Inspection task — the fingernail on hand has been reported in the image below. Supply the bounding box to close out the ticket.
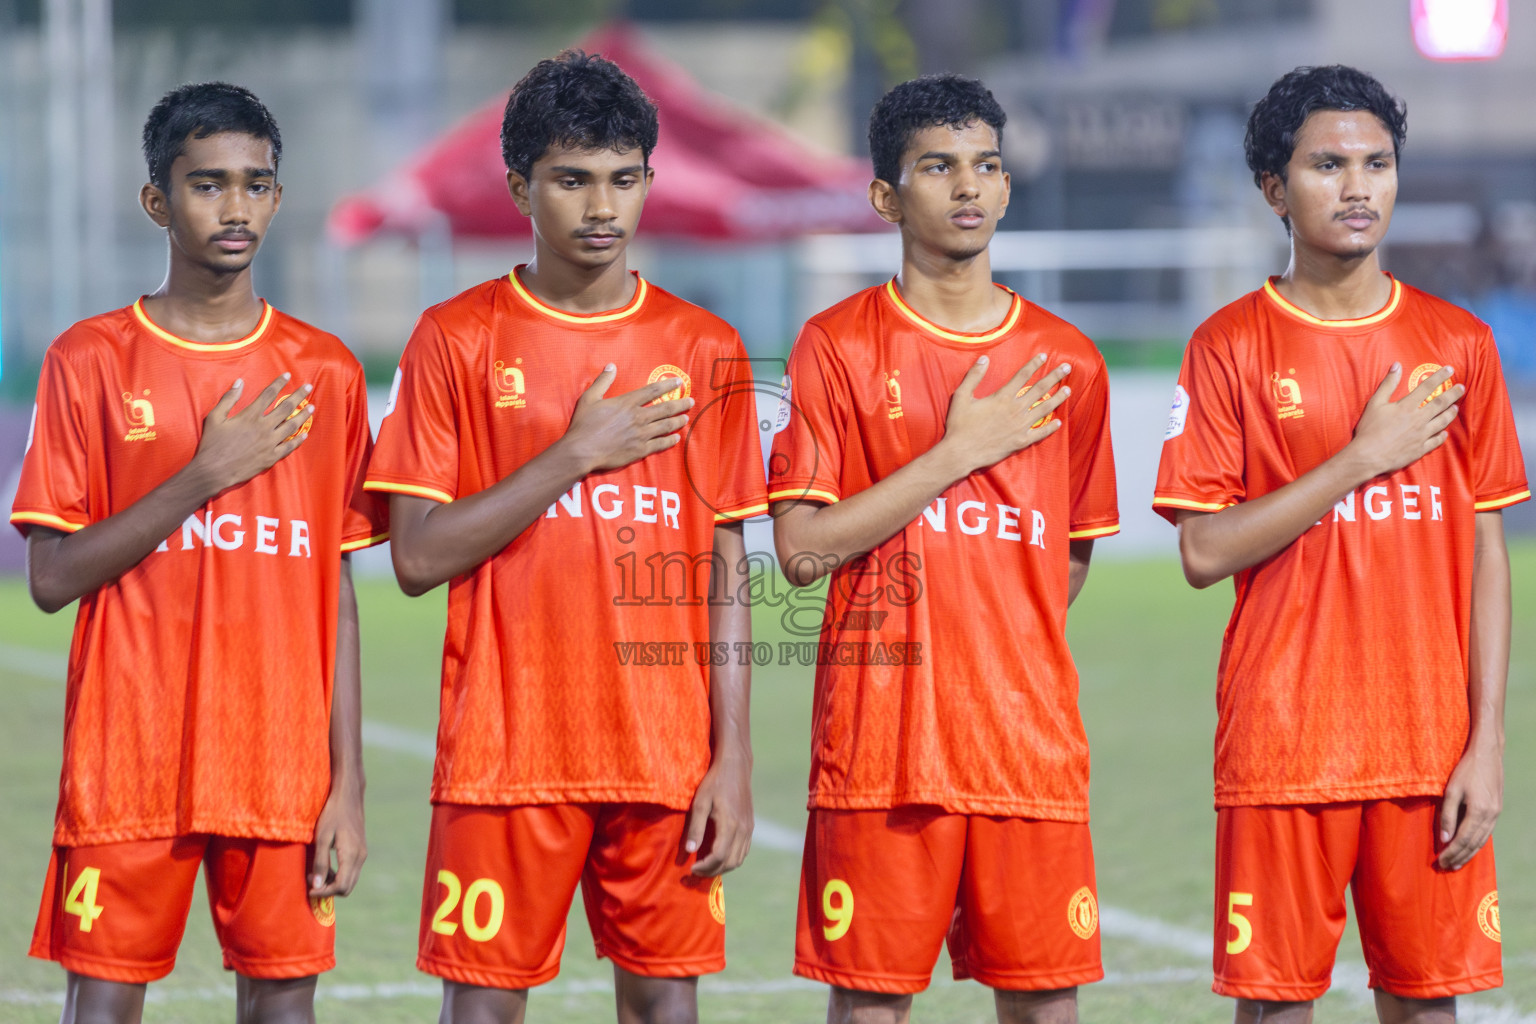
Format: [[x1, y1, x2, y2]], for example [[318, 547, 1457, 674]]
[[233, 379, 244, 389], [685, 841, 698, 853], [977, 356, 989, 365], [1441, 830, 1451, 843]]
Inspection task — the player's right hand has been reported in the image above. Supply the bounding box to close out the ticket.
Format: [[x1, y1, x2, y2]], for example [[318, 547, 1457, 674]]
[[941, 353, 1070, 476], [193, 374, 315, 495], [1346, 363, 1464, 481], [562, 364, 694, 473]]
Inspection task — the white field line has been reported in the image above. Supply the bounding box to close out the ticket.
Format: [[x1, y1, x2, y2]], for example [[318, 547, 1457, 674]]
[[4, 647, 1531, 1018]]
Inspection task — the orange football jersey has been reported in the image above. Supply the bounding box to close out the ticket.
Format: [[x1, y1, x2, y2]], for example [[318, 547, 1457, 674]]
[[365, 269, 766, 810], [11, 300, 388, 846], [1154, 277, 1528, 807], [768, 280, 1119, 821]]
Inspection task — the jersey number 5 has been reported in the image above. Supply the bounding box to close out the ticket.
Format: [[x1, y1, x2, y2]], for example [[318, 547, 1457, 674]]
[[64, 865, 105, 932], [1225, 892, 1254, 955]]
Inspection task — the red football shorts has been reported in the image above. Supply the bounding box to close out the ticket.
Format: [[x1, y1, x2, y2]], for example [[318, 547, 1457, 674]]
[[794, 807, 1103, 994], [30, 835, 335, 983], [1214, 798, 1502, 1001], [417, 803, 726, 989]]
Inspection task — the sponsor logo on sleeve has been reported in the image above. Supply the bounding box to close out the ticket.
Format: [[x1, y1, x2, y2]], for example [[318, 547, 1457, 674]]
[[384, 366, 402, 416], [773, 375, 792, 434], [1164, 384, 1189, 440]]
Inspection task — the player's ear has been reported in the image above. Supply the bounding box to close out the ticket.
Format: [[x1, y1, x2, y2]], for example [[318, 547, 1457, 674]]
[[506, 169, 532, 216], [642, 165, 655, 195], [140, 182, 171, 228], [1260, 170, 1288, 222], [869, 178, 902, 225], [271, 180, 283, 216], [998, 169, 1011, 218]]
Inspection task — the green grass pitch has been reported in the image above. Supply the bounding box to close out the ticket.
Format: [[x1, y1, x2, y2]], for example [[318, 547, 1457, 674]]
[[2, 548, 1534, 1022]]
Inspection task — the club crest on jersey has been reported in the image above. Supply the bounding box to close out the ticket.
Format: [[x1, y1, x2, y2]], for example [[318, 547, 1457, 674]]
[[493, 359, 527, 409], [1271, 369, 1304, 421], [1478, 890, 1500, 942], [884, 370, 903, 420], [1409, 362, 1452, 404], [283, 393, 315, 441], [122, 390, 157, 442], [1067, 886, 1098, 939], [310, 895, 336, 928], [708, 876, 726, 924], [647, 364, 692, 403]]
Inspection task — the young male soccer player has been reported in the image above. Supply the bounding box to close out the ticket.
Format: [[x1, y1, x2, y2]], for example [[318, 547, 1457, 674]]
[[770, 74, 1119, 1024], [365, 51, 765, 1024], [1154, 65, 1523, 1022], [14, 83, 386, 1022]]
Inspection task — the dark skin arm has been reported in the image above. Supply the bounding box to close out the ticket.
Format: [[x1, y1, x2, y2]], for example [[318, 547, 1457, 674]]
[[25, 375, 314, 612], [1174, 363, 1462, 588], [773, 354, 1070, 585], [1067, 539, 1093, 606], [1438, 510, 1509, 870], [387, 366, 691, 595], [687, 523, 754, 876], [311, 554, 366, 896]]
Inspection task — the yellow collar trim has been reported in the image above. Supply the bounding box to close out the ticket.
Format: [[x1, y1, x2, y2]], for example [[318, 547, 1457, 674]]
[[133, 299, 273, 352], [508, 268, 648, 324], [1262, 277, 1402, 329], [884, 279, 1022, 344]]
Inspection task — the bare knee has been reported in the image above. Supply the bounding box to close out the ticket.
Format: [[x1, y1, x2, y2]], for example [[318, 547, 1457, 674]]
[[62, 974, 147, 1024], [438, 980, 528, 1024], [1374, 991, 1456, 1024], [828, 987, 913, 1024], [1234, 998, 1314, 1024], [235, 974, 318, 1024], [613, 968, 698, 1024], [995, 986, 1078, 1024]]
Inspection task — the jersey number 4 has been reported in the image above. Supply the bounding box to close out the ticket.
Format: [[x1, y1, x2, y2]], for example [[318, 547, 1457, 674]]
[[64, 866, 105, 932]]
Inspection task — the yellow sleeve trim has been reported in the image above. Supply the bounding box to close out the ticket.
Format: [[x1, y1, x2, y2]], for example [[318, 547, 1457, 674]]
[[340, 532, 390, 552], [1474, 489, 1531, 511], [1068, 523, 1121, 540], [767, 487, 840, 504], [10, 511, 86, 533], [363, 480, 454, 504], [713, 502, 770, 522], [1152, 495, 1235, 512]]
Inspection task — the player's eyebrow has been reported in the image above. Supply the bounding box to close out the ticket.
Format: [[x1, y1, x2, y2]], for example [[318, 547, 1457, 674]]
[[1305, 148, 1392, 163], [183, 167, 274, 179]]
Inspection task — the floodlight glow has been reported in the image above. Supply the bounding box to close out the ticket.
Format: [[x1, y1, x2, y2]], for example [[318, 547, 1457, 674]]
[[1412, 0, 1508, 60]]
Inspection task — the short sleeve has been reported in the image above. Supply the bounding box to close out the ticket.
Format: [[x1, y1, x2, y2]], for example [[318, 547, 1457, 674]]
[[692, 335, 768, 522], [1465, 328, 1529, 511], [365, 313, 460, 505], [339, 363, 390, 551], [11, 347, 93, 536], [1153, 332, 1247, 525], [768, 323, 847, 507], [1066, 358, 1119, 539]]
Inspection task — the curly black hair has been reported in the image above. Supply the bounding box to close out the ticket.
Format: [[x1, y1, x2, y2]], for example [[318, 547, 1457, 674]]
[[868, 74, 1006, 186], [501, 50, 659, 179], [1244, 65, 1407, 189], [141, 82, 281, 192]]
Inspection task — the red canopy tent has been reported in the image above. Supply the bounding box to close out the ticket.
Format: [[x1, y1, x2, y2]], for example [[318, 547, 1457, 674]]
[[327, 23, 886, 245]]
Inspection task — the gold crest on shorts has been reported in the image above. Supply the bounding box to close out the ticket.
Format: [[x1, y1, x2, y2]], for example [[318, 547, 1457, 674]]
[[1478, 890, 1500, 943], [1067, 886, 1098, 940], [647, 364, 692, 404], [310, 895, 336, 928], [708, 876, 726, 925]]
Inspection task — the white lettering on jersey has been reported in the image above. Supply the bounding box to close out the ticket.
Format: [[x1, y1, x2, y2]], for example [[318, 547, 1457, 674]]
[[918, 497, 1049, 547], [773, 375, 792, 434], [1322, 483, 1446, 526], [544, 482, 684, 530], [154, 513, 313, 557], [1164, 384, 1190, 440]]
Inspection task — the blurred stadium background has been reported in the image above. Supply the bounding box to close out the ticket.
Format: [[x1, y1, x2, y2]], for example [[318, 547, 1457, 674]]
[[3, 1, 1536, 1021]]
